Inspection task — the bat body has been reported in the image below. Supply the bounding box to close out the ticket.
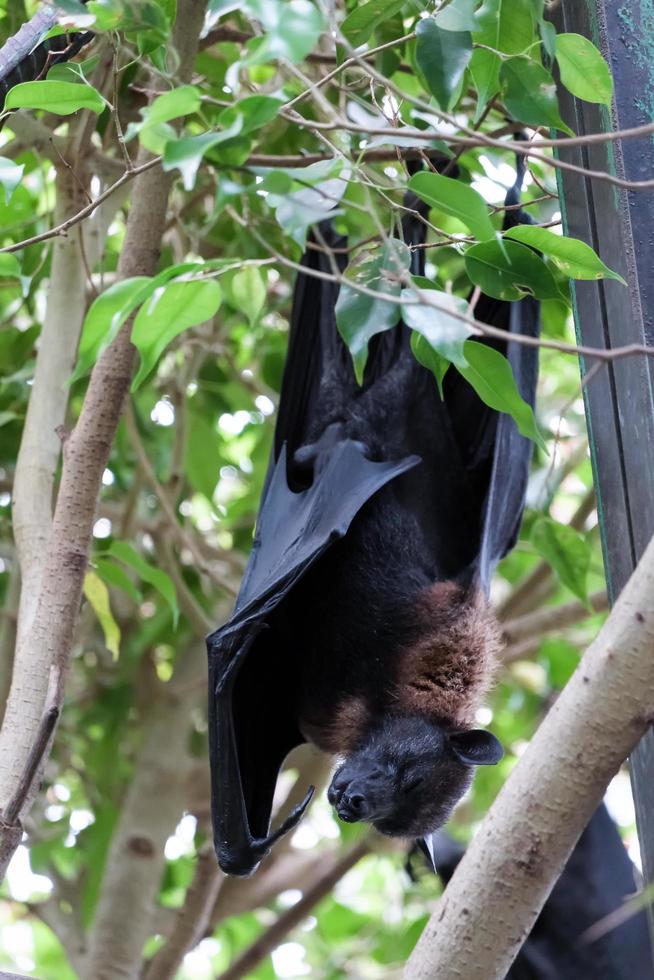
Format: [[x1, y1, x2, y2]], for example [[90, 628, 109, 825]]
[[208, 177, 540, 876]]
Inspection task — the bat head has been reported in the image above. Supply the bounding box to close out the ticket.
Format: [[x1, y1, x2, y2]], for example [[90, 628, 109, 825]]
[[327, 715, 502, 837]]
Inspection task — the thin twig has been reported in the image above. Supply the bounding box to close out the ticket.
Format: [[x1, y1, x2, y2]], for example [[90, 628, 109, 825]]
[[125, 402, 237, 597], [225, 208, 654, 369], [216, 839, 371, 980], [0, 156, 160, 254]]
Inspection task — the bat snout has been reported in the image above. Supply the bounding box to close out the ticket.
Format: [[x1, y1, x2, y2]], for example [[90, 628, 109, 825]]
[[336, 788, 371, 823]]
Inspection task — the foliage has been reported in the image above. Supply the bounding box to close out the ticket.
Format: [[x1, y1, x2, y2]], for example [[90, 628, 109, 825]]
[[0, 0, 632, 978]]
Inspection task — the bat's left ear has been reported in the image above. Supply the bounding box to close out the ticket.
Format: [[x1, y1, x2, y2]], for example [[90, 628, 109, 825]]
[[448, 729, 504, 766]]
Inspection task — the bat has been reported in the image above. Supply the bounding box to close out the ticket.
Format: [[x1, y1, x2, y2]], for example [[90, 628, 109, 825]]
[[207, 161, 540, 877]]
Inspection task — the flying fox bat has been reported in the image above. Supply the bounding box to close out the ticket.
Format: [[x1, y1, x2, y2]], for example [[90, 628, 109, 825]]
[[207, 165, 540, 876]]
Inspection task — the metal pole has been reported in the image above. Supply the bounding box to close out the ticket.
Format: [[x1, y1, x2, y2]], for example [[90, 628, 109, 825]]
[[553, 0, 654, 951]]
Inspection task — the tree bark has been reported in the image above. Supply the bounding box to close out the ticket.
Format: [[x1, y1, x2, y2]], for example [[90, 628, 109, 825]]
[[83, 650, 206, 980], [404, 530, 654, 980], [0, 0, 208, 880]]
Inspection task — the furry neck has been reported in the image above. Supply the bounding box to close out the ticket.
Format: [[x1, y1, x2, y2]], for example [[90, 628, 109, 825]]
[[393, 581, 500, 729]]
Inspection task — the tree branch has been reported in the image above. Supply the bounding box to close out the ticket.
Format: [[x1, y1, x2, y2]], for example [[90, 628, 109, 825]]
[[502, 590, 608, 651], [83, 648, 207, 980], [498, 488, 596, 621], [0, 0, 209, 882], [404, 531, 654, 980], [142, 844, 224, 980]]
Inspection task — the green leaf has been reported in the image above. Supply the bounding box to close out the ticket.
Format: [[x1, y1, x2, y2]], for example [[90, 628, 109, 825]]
[[436, 0, 478, 31], [469, 48, 501, 122], [531, 516, 591, 602], [415, 19, 472, 111], [505, 225, 626, 284], [501, 58, 573, 135], [408, 171, 496, 242], [94, 558, 142, 603], [465, 239, 561, 300], [456, 340, 546, 449], [495, 0, 534, 54], [244, 0, 323, 63], [72, 277, 153, 383], [219, 94, 283, 134], [335, 240, 409, 383], [108, 541, 178, 626], [539, 18, 557, 59], [131, 279, 223, 389], [0, 156, 24, 203], [125, 84, 201, 146], [224, 266, 266, 325], [555, 33, 613, 105], [162, 117, 244, 190], [83, 572, 121, 659], [342, 0, 405, 48], [410, 331, 450, 396], [4, 79, 105, 115], [0, 252, 21, 278], [142, 84, 201, 126], [267, 168, 347, 248], [401, 287, 472, 367], [184, 411, 221, 498]]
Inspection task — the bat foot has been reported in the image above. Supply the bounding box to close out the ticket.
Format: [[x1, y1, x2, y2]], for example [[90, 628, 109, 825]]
[[293, 424, 370, 476], [216, 786, 315, 877]]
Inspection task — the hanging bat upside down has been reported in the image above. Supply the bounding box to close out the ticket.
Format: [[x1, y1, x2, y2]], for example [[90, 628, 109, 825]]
[[207, 169, 540, 876]]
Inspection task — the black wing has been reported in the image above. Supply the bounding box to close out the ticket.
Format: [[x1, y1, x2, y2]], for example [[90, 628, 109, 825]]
[[207, 169, 540, 876]]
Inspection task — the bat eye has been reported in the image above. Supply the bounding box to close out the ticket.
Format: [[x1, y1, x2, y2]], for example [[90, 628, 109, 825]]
[[404, 776, 424, 794]]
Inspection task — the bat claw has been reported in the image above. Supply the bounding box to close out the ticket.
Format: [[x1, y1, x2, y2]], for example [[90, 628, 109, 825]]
[[266, 785, 315, 847]]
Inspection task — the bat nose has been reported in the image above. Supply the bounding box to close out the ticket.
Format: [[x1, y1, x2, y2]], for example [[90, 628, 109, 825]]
[[337, 790, 370, 822]]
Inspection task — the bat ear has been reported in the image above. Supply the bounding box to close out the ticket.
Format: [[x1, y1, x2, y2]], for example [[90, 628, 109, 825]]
[[448, 730, 503, 766]]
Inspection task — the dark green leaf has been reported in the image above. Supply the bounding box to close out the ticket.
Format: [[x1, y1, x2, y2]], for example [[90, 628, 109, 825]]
[[531, 517, 591, 602], [410, 332, 449, 396], [501, 57, 573, 135], [415, 19, 472, 111], [505, 225, 626, 284], [456, 340, 546, 448], [469, 48, 501, 122], [465, 239, 561, 300], [408, 171, 496, 242]]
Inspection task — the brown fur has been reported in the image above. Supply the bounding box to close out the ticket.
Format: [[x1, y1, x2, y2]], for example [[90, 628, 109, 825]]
[[301, 696, 370, 755], [394, 581, 501, 729]]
